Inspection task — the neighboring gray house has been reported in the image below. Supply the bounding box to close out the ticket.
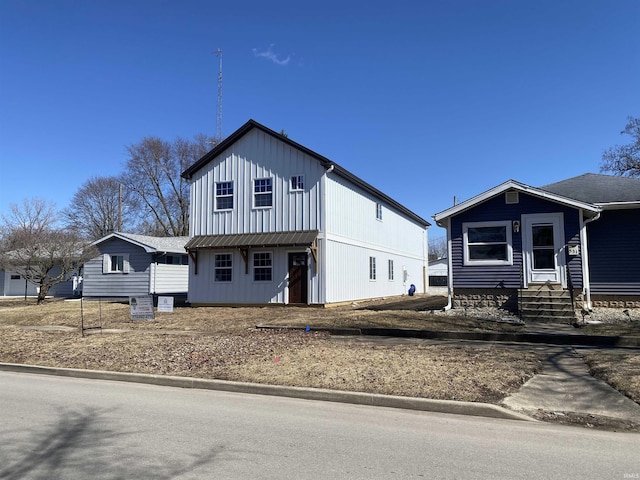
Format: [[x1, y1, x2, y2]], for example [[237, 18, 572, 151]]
[[433, 173, 640, 321], [1, 268, 79, 297], [82, 233, 189, 298], [181, 119, 431, 305]]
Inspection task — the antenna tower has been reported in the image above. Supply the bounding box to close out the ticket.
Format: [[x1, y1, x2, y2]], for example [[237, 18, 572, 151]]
[[215, 48, 223, 141]]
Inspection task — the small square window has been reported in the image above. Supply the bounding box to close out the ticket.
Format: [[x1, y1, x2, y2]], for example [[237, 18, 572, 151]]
[[290, 175, 304, 191], [254, 178, 273, 208], [111, 255, 125, 272]]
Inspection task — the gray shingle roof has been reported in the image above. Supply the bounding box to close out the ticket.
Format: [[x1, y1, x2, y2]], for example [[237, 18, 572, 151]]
[[95, 233, 189, 254], [540, 173, 640, 204]]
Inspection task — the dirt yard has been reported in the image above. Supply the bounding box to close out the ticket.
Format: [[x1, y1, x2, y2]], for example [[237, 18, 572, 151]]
[[1, 296, 638, 431]]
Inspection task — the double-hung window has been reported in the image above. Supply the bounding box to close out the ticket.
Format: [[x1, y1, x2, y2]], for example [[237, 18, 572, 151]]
[[254, 178, 273, 207], [463, 221, 513, 265], [215, 181, 234, 210], [376, 203, 383, 220], [253, 252, 272, 281], [214, 253, 233, 282]]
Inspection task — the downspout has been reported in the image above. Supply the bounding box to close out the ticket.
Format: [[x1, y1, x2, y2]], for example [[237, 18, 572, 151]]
[[435, 217, 453, 311], [581, 209, 601, 311]]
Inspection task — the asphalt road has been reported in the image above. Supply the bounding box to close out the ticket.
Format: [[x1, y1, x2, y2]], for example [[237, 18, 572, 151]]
[[0, 372, 638, 479]]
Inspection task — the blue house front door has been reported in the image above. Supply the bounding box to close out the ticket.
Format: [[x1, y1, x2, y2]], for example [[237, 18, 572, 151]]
[[522, 213, 566, 287]]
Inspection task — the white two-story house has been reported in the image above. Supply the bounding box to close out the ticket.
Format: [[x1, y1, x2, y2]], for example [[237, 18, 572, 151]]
[[181, 119, 431, 305]]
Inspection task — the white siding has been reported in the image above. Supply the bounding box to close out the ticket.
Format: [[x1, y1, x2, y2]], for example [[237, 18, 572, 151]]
[[150, 264, 189, 294], [323, 174, 427, 302], [189, 129, 325, 236], [188, 248, 320, 304]]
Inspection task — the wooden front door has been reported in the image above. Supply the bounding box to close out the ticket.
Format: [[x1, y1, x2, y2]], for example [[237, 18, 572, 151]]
[[288, 252, 308, 304]]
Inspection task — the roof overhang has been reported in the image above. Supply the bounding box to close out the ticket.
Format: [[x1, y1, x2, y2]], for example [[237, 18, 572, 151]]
[[185, 230, 319, 251], [432, 180, 602, 226], [595, 201, 640, 210], [91, 233, 156, 253]]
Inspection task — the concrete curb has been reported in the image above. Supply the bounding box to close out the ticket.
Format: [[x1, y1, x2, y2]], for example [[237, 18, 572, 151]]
[[256, 325, 640, 347], [0, 362, 533, 422]]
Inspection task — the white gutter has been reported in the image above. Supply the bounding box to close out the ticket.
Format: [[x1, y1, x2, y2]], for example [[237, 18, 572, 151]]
[[580, 209, 601, 310]]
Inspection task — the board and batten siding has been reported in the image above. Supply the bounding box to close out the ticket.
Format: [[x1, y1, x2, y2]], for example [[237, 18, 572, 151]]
[[83, 239, 151, 297], [323, 174, 427, 302], [588, 208, 640, 294], [189, 129, 325, 236], [451, 192, 583, 289], [187, 247, 321, 304]]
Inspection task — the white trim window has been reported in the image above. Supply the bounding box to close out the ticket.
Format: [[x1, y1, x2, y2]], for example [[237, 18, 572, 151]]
[[290, 175, 304, 191], [369, 256, 377, 280], [463, 221, 513, 265], [103, 253, 130, 273], [253, 252, 272, 281], [254, 178, 273, 208], [376, 203, 383, 220], [388, 259, 394, 281], [214, 253, 232, 282], [215, 181, 234, 210]]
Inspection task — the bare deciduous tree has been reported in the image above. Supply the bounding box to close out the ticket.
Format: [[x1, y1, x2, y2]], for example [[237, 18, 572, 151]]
[[0, 198, 95, 304], [428, 236, 447, 261], [122, 134, 214, 236], [601, 116, 640, 177], [63, 176, 134, 240]]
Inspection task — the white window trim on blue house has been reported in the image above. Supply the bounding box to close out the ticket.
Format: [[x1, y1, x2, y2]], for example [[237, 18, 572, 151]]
[[462, 221, 513, 266]]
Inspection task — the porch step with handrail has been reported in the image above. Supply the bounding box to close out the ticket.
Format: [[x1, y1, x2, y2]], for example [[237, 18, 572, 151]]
[[518, 283, 576, 323]]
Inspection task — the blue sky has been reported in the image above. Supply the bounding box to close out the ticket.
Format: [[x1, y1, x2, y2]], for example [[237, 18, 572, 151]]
[[1, 0, 638, 240]]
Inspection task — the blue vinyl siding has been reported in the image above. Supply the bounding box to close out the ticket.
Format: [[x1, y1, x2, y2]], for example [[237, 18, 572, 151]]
[[588, 208, 640, 294], [451, 192, 583, 289]]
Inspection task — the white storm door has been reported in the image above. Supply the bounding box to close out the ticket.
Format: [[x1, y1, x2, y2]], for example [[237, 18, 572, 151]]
[[522, 213, 565, 286]]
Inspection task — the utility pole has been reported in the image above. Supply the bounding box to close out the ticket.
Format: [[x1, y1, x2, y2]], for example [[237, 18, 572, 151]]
[[215, 48, 223, 141]]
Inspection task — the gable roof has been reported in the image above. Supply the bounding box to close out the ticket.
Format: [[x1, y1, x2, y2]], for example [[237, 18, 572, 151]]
[[540, 173, 640, 207], [181, 119, 430, 227], [433, 179, 601, 225], [92, 233, 189, 254]]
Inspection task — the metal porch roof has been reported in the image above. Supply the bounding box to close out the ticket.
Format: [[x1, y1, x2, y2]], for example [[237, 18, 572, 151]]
[[185, 230, 319, 250]]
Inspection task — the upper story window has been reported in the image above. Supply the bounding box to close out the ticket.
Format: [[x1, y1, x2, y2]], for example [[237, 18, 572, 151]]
[[254, 178, 273, 208], [214, 253, 233, 282], [290, 175, 304, 191], [376, 203, 383, 220], [215, 181, 234, 210], [463, 221, 513, 266]]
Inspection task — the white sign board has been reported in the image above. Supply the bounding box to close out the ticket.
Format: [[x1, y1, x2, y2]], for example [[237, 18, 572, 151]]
[[157, 296, 174, 313], [129, 296, 155, 320]]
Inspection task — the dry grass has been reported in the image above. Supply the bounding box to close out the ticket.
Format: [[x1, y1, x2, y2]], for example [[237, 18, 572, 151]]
[[0, 296, 527, 334], [0, 296, 546, 403], [582, 351, 640, 404], [0, 327, 540, 403]]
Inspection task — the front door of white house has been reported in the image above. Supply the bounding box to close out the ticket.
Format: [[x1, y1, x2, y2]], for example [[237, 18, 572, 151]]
[[522, 213, 566, 287]]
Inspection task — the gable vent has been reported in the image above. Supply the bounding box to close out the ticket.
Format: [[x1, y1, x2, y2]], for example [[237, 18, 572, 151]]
[[505, 191, 519, 204]]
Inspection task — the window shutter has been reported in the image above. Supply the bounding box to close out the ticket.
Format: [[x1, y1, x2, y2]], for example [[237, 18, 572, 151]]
[[123, 254, 130, 274], [102, 254, 109, 274]]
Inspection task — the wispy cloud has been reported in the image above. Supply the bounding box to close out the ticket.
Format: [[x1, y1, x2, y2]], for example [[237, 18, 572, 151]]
[[252, 44, 291, 66]]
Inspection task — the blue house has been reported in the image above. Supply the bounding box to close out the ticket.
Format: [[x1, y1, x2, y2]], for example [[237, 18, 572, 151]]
[[433, 174, 640, 321]]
